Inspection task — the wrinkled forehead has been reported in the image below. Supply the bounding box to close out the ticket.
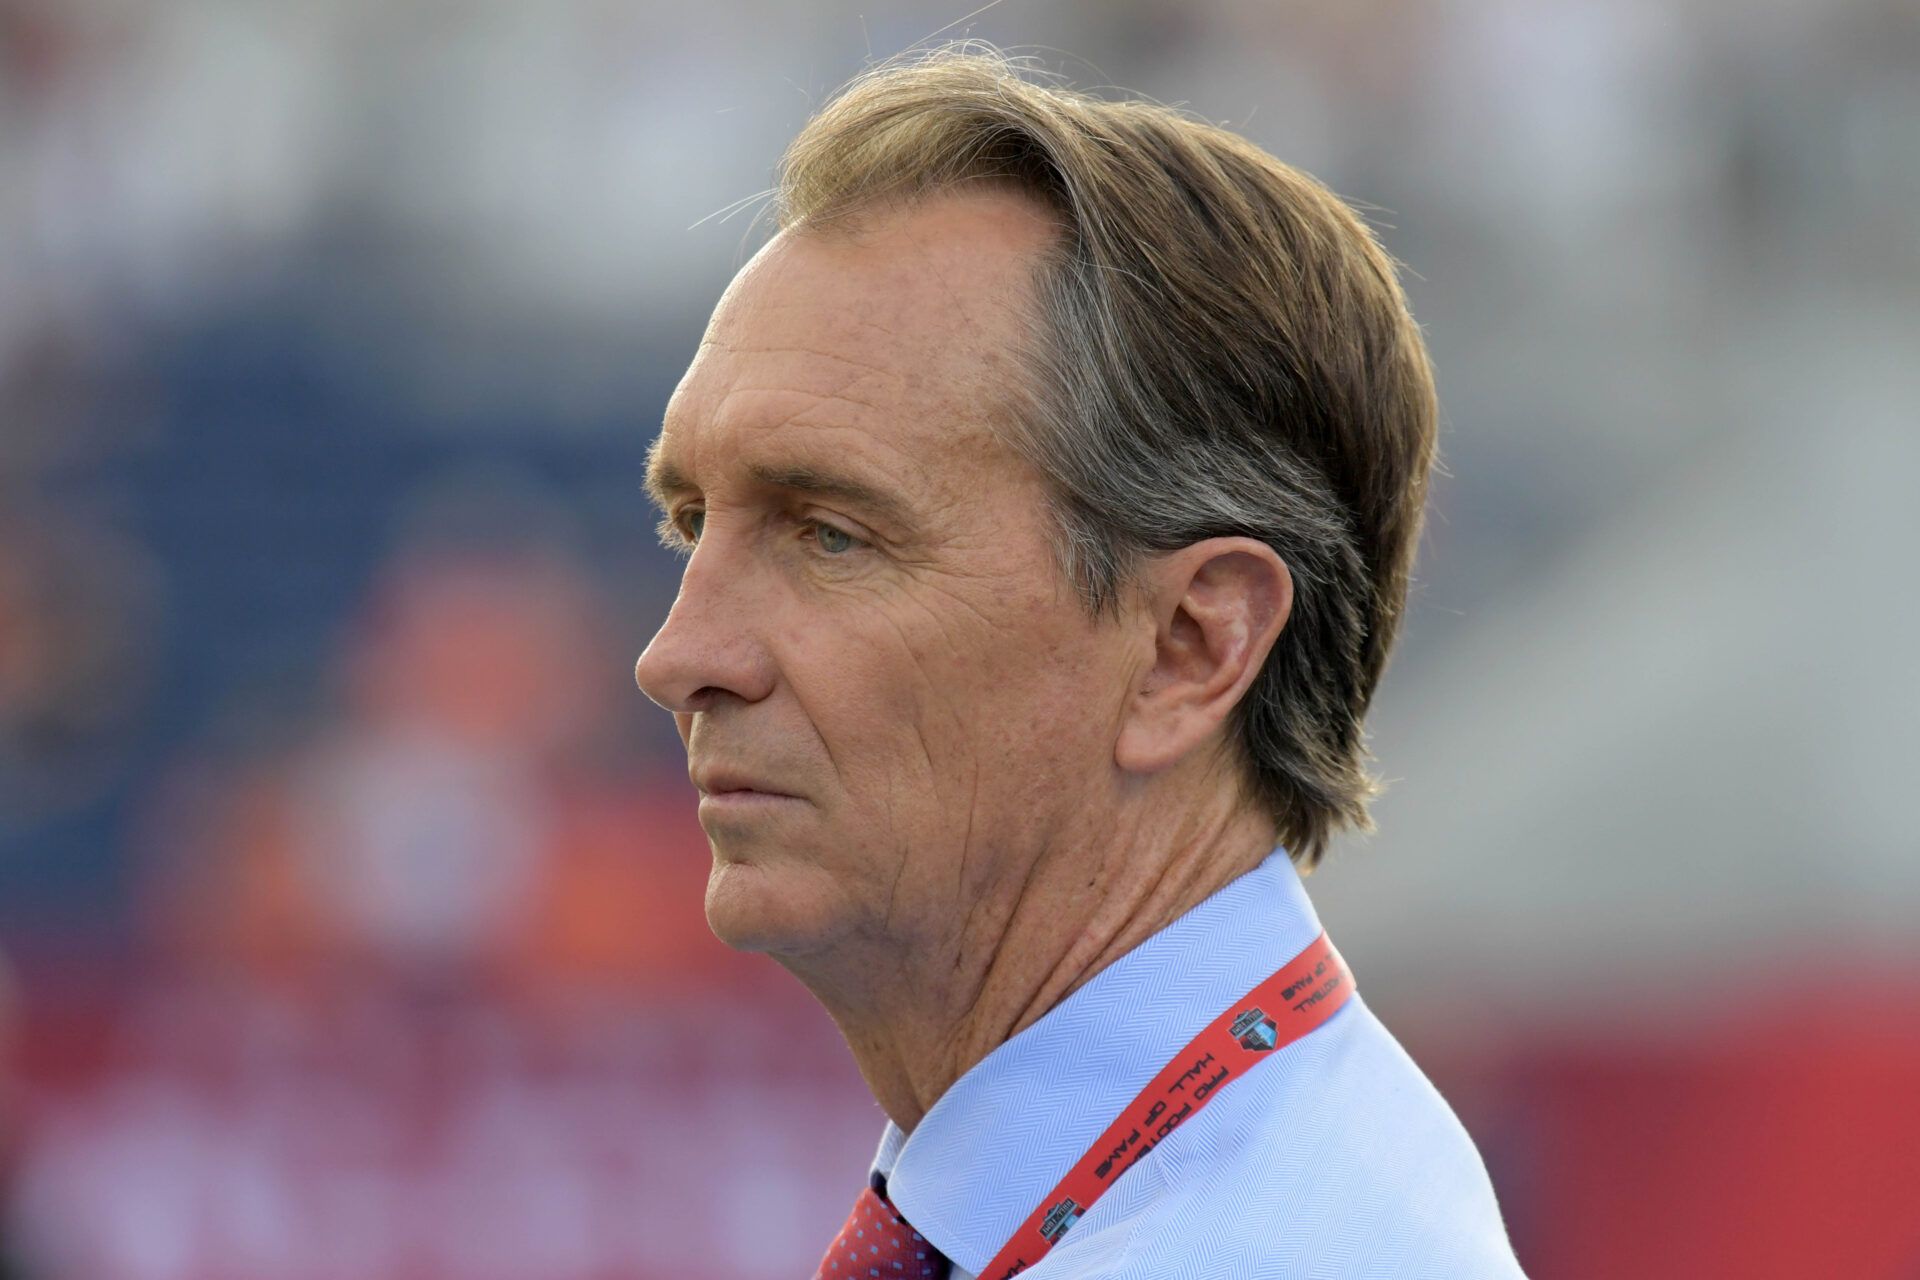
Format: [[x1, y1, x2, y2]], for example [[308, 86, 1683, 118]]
[[669, 191, 1057, 451]]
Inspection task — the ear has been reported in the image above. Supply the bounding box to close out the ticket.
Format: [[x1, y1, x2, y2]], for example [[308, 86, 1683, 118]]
[[1115, 538, 1293, 776]]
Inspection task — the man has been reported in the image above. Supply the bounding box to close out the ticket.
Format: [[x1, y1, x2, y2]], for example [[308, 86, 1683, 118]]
[[635, 50, 1526, 1279]]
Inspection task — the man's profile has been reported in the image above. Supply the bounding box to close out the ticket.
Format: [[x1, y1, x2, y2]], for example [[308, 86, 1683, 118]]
[[635, 49, 1526, 1279]]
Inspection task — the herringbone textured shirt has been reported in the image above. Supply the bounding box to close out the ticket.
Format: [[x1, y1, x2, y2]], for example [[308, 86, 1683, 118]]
[[866, 851, 1529, 1279]]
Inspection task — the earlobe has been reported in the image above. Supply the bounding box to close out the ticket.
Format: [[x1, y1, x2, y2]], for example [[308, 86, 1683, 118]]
[[1114, 539, 1292, 777]]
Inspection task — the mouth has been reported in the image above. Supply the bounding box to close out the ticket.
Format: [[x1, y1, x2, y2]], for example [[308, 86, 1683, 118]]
[[692, 769, 806, 808], [695, 788, 809, 825], [695, 775, 791, 794]]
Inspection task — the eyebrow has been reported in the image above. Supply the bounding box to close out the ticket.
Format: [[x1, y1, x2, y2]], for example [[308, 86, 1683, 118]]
[[645, 448, 920, 535]]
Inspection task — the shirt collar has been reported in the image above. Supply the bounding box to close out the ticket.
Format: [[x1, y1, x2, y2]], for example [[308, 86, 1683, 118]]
[[869, 847, 1325, 1276]]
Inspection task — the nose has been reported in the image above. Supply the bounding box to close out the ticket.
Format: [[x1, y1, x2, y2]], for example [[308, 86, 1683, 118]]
[[634, 540, 776, 714]]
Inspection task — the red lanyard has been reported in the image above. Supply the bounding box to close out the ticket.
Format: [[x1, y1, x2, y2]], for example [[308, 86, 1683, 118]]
[[977, 931, 1354, 1279]]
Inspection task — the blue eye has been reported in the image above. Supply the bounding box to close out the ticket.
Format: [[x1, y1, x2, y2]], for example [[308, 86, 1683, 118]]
[[814, 522, 856, 554], [684, 510, 705, 542]]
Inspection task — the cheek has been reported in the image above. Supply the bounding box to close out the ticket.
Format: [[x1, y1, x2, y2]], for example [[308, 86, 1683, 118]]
[[775, 566, 1124, 831], [775, 601, 986, 816], [983, 631, 1126, 779], [883, 595, 1121, 799], [777, 618, 932, 787]]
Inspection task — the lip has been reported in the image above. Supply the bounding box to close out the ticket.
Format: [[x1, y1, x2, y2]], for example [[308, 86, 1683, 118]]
[[692, 768, 805, 804], [696, 788, 809, 824], [698, 788, 806, 811]]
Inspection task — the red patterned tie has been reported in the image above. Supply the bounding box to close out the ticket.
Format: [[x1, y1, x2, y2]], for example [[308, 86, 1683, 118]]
[[812, 1184, 951, 1280]]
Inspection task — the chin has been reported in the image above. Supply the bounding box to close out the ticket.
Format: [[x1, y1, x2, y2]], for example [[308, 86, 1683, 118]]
[[702, 854, 851, 956]]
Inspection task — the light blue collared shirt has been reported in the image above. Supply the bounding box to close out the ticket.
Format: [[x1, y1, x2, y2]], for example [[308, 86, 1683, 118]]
[[870, 850, 1528, 1278]]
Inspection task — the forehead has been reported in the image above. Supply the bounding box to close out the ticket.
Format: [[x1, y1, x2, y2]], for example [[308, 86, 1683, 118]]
[[656, 189, 1058, 491]]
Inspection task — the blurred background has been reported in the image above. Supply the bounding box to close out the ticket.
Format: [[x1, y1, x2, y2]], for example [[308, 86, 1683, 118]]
[[1, 0, 1917, 1276]]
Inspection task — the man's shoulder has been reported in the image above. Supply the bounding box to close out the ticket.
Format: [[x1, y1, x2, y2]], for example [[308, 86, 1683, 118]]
[[1033, 997, 1528, 1279]]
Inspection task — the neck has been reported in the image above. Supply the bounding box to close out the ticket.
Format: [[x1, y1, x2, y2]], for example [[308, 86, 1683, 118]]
[[788, 787, 1277, 1134]]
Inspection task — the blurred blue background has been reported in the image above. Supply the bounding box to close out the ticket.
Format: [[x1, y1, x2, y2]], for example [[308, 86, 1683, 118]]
[[2, 2, 1917, 1277]]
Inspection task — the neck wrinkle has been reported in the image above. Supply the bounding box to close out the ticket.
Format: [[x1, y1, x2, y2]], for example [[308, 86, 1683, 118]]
[[856, 799, 1273, 1134], [960, 821, 1274, 1128]]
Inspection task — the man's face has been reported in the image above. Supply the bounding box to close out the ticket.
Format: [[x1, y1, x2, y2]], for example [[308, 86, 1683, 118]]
[[635, 191, 1144, 968]]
